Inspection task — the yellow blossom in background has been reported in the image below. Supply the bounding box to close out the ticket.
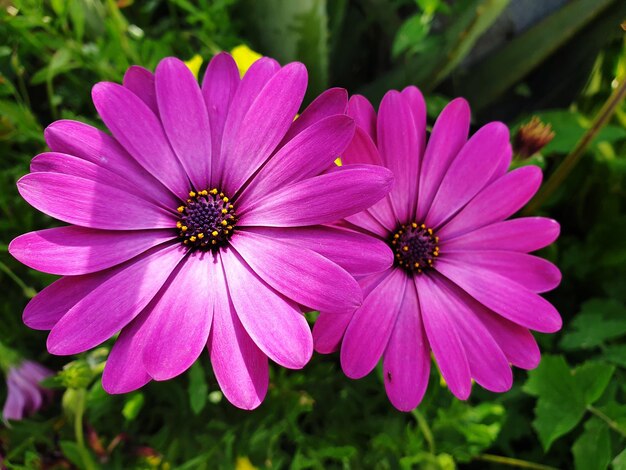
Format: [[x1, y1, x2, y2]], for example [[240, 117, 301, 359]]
[[184, 54, 203, 79], [235, 456, 257, 470], [231, 44, 262, 78]]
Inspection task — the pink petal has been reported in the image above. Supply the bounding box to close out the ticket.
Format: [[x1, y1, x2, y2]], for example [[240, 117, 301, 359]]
[[444, 251, 561, 293], [344, 210, 390, 238], [123, 66, 158, 114], [238, 165, 393, 227], [155, 57, 212, 190], [340, 269, 407, 379], [347, 94, 377, 143], [17, 172, 175, 230], [438, 166, 543, 239], [415, 274, 472, 400], [383, 279, 430, 411], [220, 63, 308, 195], [416, 98, 470, 221], [220, 249, 313, 369], [401, 86, 427, 154], [209, 259, 268, 410], [231, 230, 362, 313], [238, 115, 355, 209], [425, 122, 511, 228], [10, 227, 174, 276], [341, 126, 383, 166], [47, 244, 185, 355], [312, 310, 354, 354], [141, 251, 215, 381], [441, 217, 560, 253], [92, 82, 189, 198], [436, 259, 562, 333]]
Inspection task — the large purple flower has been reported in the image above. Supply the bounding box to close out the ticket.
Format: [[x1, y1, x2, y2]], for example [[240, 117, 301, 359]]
[[314, 89, 562, 411], [3, 360, 52, 422], [9, 54, 393, 409]]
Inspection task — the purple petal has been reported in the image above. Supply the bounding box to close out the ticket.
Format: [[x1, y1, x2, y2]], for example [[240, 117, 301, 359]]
[[102, 309, 153, 394], [209, 259, 268, 410], [312, 310, 354, 354], [401, 86, 427, 153], [436, 259, 562, 333], [238, 165, 393, 227], [44, 120, 177, 206], [220, 249, 313, 369], [377, 90, 422, 221], [347, 95, 377, 143], [243, 225, 393, 276], [92, 81, 189, 198], [123, 66, 158, 114], [416, 98, 470, 221], [441, 217, 560, 253], [444, 251, 561, 293], [220, 63, 308, 195], [415, 274, 472, 400], [142, 251, 215, 381], [201, 52, 240, 177], [281, 87, 349, 145], [438, 166, 543, 239], [3, 374, 28, 420], [340, 269, 407, 379], [47, 244, 184, 355], [17, 172, 175, 230], [238, 115, 355, 209], [383, 279, 430, 411], [10, 227, 174, 276], [425, 122, 511, 228], [344, 210, 390, 238], [156, 57, 212, 190], [231, 230, 362, 313], [341, 126, 383, 166]]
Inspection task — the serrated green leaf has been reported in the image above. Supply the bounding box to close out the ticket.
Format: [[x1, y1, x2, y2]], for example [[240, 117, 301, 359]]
[[574, 362, 615, 404], [188, 362, 208, 415], [573, 418, 611, 470], [560, 299, 626, 350]]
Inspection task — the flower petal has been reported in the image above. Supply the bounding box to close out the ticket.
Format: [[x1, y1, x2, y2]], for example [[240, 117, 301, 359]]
[[438, 166, 542, 239], [243, 225, 393, 276], [415, 274, 472, 400], [220, 248, 313, 369], [156, 57, 212, 190], [416, 98, 470, 221], [444, 251, 561, 293], [238, 165, 393, 227], [436, 259, 562, 333], [220, 63, 308, 195], [347, 94, 377, 142], [425, 122, 511, 228], [123, 65, 158, 114], [47, 244, 184, 355], [92, 81, 189, 198], [383, 279, 430, 411], [401, 86, 427, 151], [441, 217, 560, 253], [231, 230, 362, 313], [237, 115, 355, 209], [344, 210, 390, 238], [341, 126, 382, 166], [142, 251, 215, 380], [312, 311, 354, 354], [17, 172, 175, 230], [209, 258, 268, 410], [10, 227, 174, 276], [340, 269, 406, 379]]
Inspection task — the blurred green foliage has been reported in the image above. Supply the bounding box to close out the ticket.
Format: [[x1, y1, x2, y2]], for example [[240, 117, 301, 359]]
[[1, 0, 626, 468]]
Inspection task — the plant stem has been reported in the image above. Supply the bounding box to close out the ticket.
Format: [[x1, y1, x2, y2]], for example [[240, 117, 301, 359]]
[[74, 388, 97, 470], [476, 454, 560, 470], [412, 409, 435, 454], [524, 74, 626, 214], [0, 261, 36, 298], [588, 405, 626, 438]]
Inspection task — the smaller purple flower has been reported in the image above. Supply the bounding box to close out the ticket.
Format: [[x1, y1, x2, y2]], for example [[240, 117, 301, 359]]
[[3, 360, 53, 422]]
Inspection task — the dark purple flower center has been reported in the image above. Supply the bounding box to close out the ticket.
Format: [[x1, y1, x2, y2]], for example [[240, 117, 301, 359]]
[[176, 189, 236, 250], [391, 222, 439, 274]]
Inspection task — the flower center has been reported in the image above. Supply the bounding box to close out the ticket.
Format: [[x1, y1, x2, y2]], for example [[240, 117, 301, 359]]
[[176, 189, 236, 250], [391, 222, 439, 274]]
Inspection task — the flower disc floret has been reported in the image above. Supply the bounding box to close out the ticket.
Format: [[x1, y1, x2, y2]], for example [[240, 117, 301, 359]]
[[391, 222, 439, 273], [176, 189, 236, 249]]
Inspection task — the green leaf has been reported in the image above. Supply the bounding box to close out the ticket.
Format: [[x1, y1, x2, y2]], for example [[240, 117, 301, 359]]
[[602, 345, 626, 369], [572, 418, 611, 470], [188, 362, 208, 415], [524, 355, 615, 450], [613, 447, 626, 470], [560, 299, 626, 350], [59, 441, 84, 468], [122, 392, 144, 421]]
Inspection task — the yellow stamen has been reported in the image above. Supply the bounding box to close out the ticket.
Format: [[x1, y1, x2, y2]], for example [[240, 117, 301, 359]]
[[189, 191, 196, 197], [181, 226, 188, 232], [212, 231, 219, 237], [223, 197, 229, 203], [177, 206, 184, 213], [197, 233, 204, 239], [190, 236, 197, 242]]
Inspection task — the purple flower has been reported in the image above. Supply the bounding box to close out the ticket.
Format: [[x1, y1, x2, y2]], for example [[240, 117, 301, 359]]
[[10, 54, 393, 410], [313, 89, 562, 411], [3, 360, 52, 421]]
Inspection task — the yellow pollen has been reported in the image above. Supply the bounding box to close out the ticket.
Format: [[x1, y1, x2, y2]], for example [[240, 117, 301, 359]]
[[177, 206, 184, 213], [221, 220, 228, 226], [226, 225, 233, 230], [219, 192, 224, 197], [414, 262, 420, 268], [421, 224, 426, 229], [212, 240, 217, 245], [201, 190, 208, 196], [411, 223, 417, 228], [181, 226, 188, 232], [393, 234, 400, 239], [187, 199, 192, 203], [212, 231, 219, 237], [229, 204, 234, 209], [189, 191, 196, 197], [428, 228, 433, 235], [176, 221, 182, 228], [190, 236, 197, 242], [222, 209, 228, 214], [197, 233, 204, 239], [184, 240, 189, 244], [210, 189, 218, 195], [402, 246, 409, 252], [222, 197, 229, 203]]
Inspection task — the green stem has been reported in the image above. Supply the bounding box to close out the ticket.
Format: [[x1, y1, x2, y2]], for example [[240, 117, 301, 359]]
[[412, 409, 435, 454], [74, 388, 98, 470], [475, 454, 560, 470], [0, 260, 36, 298], [588, 405, 626, 438], [524, 74, 626, 214]]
